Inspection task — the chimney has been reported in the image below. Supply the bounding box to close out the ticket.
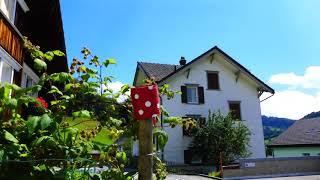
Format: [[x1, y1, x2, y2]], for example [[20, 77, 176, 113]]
[[179, 56, 186, 66]]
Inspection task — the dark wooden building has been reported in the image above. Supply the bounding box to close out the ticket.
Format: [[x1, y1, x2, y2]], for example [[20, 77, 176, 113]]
[[0, 0, 67, 87]]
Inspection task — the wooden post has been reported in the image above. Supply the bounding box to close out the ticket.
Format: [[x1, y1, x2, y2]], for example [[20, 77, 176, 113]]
[[138, 119, 153, 180]]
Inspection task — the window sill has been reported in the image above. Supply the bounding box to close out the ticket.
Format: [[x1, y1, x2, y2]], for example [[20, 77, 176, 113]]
[[206, 88, 221, 91], [184, 102, 204, 105]]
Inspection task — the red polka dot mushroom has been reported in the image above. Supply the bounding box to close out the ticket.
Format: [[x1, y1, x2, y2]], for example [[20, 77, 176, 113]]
[[131, 84, 161, 124]]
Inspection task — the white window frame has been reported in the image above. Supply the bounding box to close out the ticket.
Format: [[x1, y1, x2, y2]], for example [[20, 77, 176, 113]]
[[0, 46, 22, 85], [186, 85, 198, 104], [0, 58, 14, 84], [21, 62, 39, 88]]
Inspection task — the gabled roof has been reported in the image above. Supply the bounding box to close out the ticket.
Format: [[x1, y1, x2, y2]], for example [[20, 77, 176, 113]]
[[269, 118, 320, 147], [134, 46, 274, 93], [137, 62, 182, 82]]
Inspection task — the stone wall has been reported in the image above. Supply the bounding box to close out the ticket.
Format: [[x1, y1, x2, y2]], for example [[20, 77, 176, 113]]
[[223, 156, 320, 179]]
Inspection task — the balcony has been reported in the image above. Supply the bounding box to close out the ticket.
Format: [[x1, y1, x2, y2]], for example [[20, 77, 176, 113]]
[[0, 11, 24, 65]]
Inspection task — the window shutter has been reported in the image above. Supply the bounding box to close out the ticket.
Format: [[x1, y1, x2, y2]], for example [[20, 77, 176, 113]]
[[181, 86, 187, 103], [198, 86, 204, 104]]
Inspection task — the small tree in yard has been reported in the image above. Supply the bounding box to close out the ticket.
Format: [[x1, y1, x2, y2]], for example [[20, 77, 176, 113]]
[[189, 111, 251, 167]]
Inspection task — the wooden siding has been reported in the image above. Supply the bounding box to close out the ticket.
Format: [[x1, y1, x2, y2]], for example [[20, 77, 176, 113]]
[[0, 12, 24, 65]]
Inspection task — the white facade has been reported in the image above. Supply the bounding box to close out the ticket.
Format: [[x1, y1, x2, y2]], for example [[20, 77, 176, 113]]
[[133, 47, 272, 164]]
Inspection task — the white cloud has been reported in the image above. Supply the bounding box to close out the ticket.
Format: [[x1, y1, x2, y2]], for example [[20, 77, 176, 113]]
[[269, 66, 320, 89], [262, 66, 320, 119], [261, 90, 320, 119], [101, 81, 130, 102]]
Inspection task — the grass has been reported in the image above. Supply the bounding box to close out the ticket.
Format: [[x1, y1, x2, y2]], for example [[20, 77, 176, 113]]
[[64, 117, 113, 146]]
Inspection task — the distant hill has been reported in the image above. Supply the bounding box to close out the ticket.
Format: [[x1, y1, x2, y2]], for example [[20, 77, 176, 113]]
[[262, 115, 295, 140], [302, 111, 320, 119]]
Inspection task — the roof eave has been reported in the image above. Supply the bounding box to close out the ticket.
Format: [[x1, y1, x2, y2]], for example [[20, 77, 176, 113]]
[[133, 62, 151, 86], [268, 144, 320, 148]]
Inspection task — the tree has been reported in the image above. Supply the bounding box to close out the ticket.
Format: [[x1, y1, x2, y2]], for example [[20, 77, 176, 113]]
[[189, 111, 251, 167]]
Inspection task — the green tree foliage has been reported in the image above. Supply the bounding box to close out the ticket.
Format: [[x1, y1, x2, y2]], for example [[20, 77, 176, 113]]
[[0, 39, 180, 179], [189, 111, 251, 166]]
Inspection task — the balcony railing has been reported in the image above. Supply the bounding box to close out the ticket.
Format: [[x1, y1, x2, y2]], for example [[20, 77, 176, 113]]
[[0, 11, 24, 65]]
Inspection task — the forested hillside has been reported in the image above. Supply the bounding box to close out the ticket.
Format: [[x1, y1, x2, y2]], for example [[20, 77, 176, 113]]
[[262, 115, 295, 140]]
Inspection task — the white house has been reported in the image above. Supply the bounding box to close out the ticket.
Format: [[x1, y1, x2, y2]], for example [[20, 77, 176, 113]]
[[133, 46, 274, 164]]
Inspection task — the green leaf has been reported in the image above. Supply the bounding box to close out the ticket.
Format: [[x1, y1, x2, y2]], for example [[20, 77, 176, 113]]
[[107, 58, 116, 64], [33, 136, 56, 147], [5, 98, 18, 109], [26, 116, 40, 134], [0, 149, 4, 161], [0, 83, 11, 99], [48, 86, 63, 95], [102, 58, 117, 68], [50, 100, 59, 106], [40, 114, 52, 130], [81, 74, 90, 81], [64, 83, 73, 91], [120, 84, 130, 94], [4, 130, 18, 143], [50, 72, 72, 83], [72, 110, 91, 119], [33, 50, 44, 58], [44, 51, 54, 61], [34, 58, 47, 71], [116, 152, 127, 162], [52, 50, 65, 57], [20, 153, 28, 158], [7, 84, 21, 91], [153, 129, 168, 150]]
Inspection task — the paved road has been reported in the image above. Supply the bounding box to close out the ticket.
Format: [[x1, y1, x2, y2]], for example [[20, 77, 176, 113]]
[[166, 174, 212, 180]]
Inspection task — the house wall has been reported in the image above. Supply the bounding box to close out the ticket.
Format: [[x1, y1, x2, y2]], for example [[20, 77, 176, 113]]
[[272, 146, 320, 157], [160, 53, 266, 164]]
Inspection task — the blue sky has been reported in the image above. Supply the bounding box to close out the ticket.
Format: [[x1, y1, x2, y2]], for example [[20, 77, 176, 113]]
[[60, 0, 320, 119]]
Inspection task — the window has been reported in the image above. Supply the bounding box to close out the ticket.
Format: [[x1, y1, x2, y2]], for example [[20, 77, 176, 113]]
[[181, 85, 204, 104], [187, 85, 198, 103], [0, 60, 14, 84], [302, 153, 310, 157], [183, 115, 205, 136], [25, 73, 34, 88], [21, 63, 39, 95], [229, 101, 241, 120], [207, 71, 220, 90]]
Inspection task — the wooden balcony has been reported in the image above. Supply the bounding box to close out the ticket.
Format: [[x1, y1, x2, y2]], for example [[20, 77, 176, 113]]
[[0, 12, 24, 65]]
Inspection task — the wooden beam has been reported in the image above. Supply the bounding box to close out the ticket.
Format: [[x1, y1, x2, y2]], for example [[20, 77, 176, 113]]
[[186, 68, 191, 79], [235, 70, 241, 83], [138, 119, 153, 180], [257, 89, 263, 98], [210, 53, 215, 64]]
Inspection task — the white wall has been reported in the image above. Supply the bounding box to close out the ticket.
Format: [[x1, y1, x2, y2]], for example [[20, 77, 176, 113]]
[[160, 53, 266, 164]]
